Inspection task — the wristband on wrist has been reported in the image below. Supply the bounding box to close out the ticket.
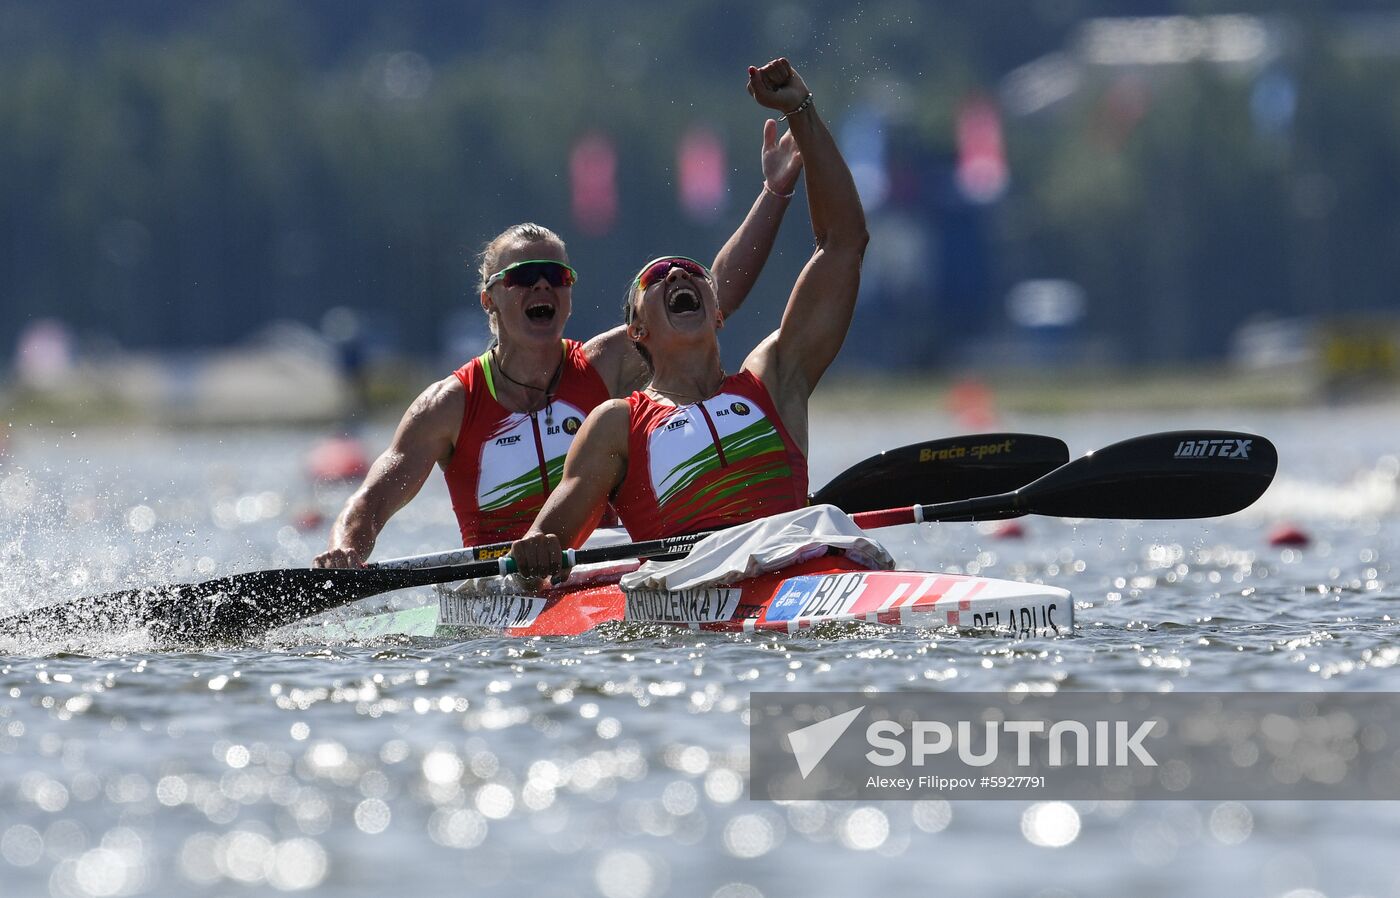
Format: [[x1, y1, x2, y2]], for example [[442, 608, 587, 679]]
[[762, 181, 795, 200], [779, 92, 814, 121]]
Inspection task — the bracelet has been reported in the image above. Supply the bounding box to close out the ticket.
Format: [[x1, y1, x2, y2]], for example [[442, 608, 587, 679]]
[[762, 181, 795, 200], [779, 92, 814, 121]]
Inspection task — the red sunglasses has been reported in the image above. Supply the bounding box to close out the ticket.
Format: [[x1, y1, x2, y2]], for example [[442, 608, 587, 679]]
[[633, 256, 711, 292]]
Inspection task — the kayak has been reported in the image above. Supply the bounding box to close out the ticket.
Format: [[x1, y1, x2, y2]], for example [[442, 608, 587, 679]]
[[300, 553, 1073, 640]]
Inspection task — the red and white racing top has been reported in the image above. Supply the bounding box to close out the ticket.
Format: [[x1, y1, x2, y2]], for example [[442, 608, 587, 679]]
[[612, 370, 809, 540], [442, 340, 610, 545]]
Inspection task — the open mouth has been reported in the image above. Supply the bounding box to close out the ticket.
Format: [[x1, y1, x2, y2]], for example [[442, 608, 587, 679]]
[[525, 302, 556, 322], [665, 285, 701, 314]]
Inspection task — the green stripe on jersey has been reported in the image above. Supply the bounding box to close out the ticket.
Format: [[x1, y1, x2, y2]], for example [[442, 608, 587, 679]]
[[656, 418, 784, 506]]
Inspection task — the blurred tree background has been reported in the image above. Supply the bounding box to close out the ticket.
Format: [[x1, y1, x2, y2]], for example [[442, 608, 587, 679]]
[[4, 0, 1400, 380]]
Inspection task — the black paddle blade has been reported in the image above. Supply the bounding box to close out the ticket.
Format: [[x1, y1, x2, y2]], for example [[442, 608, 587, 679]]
[[812, 433, 1069, 514], [1018, 430, 1278, 520], [0, 566, 460, 644]]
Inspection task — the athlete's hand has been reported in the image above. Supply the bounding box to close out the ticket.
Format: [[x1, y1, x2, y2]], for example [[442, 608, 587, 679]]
[[761, 118, 803, 197], [313, 546, 365, 569], [747, 58, 811, 116], [510, 531, 564, 583]]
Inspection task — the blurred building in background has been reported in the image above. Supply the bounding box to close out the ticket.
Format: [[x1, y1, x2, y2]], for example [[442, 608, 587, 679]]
[[4, 1, 1400, 416]]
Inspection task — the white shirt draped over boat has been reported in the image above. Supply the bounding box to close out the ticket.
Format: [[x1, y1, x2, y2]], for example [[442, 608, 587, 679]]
[[618, 504, 894, 592]]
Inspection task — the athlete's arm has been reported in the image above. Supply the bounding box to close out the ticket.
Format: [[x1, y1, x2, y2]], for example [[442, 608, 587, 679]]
[[585, 120, 803, 398], [742, 60, 867, 400], [583, 325, 650, 399], [510, 400, 630, 580], [313, 378, 462, 568], [710, 118, 803, 317]]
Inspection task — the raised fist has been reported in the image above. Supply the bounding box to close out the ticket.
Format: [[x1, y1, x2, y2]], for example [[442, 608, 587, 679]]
[[746, 58, 811, 115]]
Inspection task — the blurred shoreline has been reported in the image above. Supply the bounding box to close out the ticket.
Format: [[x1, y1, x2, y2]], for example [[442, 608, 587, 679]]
[[817, 365, 1398, 415], [5, 357, 1397, 431]]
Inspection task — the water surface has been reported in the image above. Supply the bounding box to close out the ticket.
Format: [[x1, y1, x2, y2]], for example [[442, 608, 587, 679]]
[[2, 404, 1397, 897]]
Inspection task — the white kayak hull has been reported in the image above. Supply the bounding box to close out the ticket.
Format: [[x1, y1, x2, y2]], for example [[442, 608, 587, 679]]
[[305, 555, 1072, 640]]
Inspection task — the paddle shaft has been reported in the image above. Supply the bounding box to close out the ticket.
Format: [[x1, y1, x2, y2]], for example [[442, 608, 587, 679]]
[[852, 494, 1020, 528], [372, 544, 511, 570]]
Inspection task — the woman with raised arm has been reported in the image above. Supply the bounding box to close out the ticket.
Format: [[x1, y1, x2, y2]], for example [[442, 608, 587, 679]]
[[313, 120, 803, 568], [511, 58, 867, 581]]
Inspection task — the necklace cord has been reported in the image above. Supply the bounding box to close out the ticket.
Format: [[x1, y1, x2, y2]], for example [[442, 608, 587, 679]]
[[647, 373, 726, 406], [492, 347, 564, 421]]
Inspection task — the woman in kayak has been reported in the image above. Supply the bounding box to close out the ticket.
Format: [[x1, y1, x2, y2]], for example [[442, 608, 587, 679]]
[[312, 115, 804, 569], [511, 58, 865, 580]]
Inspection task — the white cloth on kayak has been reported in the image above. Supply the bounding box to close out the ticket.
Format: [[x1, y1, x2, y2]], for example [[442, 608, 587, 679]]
[[618, 504, 894, 592]]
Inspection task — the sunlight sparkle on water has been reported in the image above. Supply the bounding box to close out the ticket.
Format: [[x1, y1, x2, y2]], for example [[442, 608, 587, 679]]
[[1021, 802, 1081, 847], [1, 418, 1397, 894]]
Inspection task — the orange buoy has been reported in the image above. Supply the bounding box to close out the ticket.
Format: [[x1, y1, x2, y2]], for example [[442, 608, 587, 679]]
[[1268, 523, 1311, 548], [306, 436, 371, 483], [291, 508, 327, 532], [990, 520, 1025, 540], [946, 378, 999, 430]]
